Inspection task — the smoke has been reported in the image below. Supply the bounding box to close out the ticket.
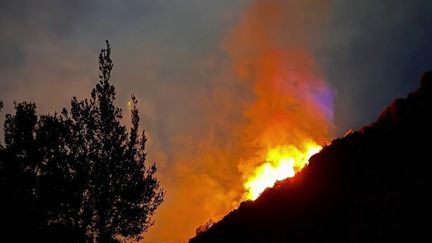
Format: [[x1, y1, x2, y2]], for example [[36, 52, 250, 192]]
[[143, 54, 251, 243], [144, 0, 334, 242], [224, 0, 334, 194]]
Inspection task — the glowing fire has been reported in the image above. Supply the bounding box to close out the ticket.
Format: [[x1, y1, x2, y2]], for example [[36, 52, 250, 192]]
[[244, 141, 322, 200], [226, 0, 334, 202]]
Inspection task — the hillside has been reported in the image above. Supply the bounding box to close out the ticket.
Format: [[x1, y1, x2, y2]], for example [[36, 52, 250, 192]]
[[190, 71, 432, 243]]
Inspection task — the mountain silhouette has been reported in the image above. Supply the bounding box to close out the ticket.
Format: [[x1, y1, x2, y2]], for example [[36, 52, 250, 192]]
[[190, 71, 432, 243]]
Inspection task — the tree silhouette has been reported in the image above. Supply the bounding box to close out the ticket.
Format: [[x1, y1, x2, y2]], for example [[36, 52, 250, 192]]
[[0, 41, 164, 242], [63, 40, 164, 242], [0, 102, 41, 240]]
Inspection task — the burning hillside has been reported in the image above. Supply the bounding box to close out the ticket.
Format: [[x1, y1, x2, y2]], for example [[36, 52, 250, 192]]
[[190, 72, 432, 243]]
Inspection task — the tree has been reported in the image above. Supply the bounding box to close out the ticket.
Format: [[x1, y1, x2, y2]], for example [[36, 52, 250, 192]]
[[36, 112, 85, 241], [63, 40, 164, 242], [0, 41, 164, 242], [0, 102, 42, 240]]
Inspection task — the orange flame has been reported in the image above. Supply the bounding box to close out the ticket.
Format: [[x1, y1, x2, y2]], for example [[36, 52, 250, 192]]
[[225, 0, 333, 201], [244, 141, 322, 200]]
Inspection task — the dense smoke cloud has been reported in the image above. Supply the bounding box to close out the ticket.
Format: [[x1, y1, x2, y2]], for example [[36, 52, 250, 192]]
[[224, 0, 333, 192]]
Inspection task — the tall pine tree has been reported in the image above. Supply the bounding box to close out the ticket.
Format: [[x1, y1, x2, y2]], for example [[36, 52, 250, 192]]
[[64, 40, 164, 242]]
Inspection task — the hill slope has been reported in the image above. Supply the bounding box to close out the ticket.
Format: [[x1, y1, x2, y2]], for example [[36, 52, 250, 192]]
[[190, 72, 432, 243]]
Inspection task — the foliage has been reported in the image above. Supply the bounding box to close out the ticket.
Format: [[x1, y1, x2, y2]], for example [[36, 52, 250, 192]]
[[0, 41, 164, 242]]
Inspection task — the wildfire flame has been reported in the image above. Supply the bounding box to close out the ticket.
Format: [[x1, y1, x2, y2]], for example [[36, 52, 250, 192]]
[[225, 0, 333, 202], [244, 141, 322, 200]]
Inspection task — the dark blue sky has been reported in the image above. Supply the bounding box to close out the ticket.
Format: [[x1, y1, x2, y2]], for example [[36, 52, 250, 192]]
[[1, 1, 432, 242], [317, 0, 432, 132]]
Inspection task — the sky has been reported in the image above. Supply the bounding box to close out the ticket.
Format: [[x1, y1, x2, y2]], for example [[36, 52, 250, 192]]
[[1, 0, 432, 242]]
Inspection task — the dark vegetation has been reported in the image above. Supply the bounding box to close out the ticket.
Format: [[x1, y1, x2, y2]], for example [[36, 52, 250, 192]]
[[0, 41, 164, 242], [191, 72, 432, 243]]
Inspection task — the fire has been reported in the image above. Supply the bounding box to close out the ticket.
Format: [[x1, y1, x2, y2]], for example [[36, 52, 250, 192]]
[[244, 141, 322, 200], [226, 0, 333, 202]]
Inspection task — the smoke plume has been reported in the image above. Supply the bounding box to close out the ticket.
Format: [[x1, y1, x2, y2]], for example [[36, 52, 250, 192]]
[[145, 0, 334, 241]]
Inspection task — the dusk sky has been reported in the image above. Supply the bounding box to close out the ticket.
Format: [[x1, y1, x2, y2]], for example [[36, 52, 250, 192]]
[[1, 1, 432, 242]]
